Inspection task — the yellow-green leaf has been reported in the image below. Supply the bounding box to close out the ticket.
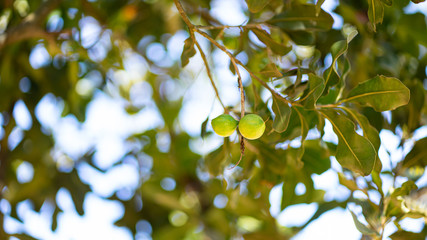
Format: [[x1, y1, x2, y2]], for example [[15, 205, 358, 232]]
[[251, 28, 292, 56], [343, 75, 410, 112], [245, 0, 270, 13], [367, 0, 384, 32], [315, 0, 326, 16], [260, 63, 282, 78], [272, 96, 291, 133]]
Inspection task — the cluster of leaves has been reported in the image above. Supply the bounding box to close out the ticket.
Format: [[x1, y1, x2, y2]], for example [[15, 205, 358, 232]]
[[0, 0, 426, 239]]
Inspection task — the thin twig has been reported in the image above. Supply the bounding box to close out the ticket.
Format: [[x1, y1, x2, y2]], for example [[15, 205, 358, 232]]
[[195, 29, 244, 115], [194, 40, 226, 111], [195, 29, 294, 106], [195, 23, 263, 30], [173, 0, 195, 31]]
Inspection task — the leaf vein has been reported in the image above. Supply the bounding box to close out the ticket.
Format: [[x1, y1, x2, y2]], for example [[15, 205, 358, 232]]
[[343, 90, 405, 103], [320, 111, 363, 168]]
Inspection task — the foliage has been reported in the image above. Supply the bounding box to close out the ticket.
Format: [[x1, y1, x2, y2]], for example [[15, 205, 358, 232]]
[[0, 0, 427, 239]]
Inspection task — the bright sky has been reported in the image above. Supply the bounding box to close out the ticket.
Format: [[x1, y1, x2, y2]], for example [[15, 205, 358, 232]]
[[3, 0, 427, 239]]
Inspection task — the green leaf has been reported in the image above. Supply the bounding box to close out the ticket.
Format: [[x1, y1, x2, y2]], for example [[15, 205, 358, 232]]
[[303, 73, 325, 109], [341, 107, 381, 172], [288, 31, 315, 45], [204, 143, 230, 176], [401, 137, 427, 169], [349, 211, 379, 236], [367, 0, 384, 32], [390, 230, 426, 240], [201, 116, 209, 139], [272, 96, 291, 133], [251, 28, 292, 56], [323, 29, 358, 90], [294, 106, 308, 161], [281, 68, 313, 77], [315, 0, 326, 16], [338, 173, 359, 191], [181, 37, 196, 67], [268, 4, 334, 31], [245, 0, 270, 13], [343, 75, 410, 112], [380, 0, 393, 6], [319, 109, 376, 175], [298, 201, 346, 229], [391, 79, 425, 134], [391, 181, 417, 198], [259, 63, 283, 78], [397, 13, 427, 47], [301, 140, 331, 175]]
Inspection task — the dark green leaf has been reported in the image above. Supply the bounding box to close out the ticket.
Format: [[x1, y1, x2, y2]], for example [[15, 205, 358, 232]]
[[251, 28, 292, 56], [319, 109, 376, 175], [268, 4, 334, 31], [301, 140, 331, 175], [272, 96, 292, 133], [281, 68, 313, 77], [401, 137, 427, 169], [390, 230, 426, 240], [288, 31, 315, 45], [341, 107, 381, 172], [397, 13, 427, 47], [323, 29, 357, 90], [201, 116, 209, 139], [343, 75, 410, 112], [391, 79, 425, 134], [303, 73, 325, 109], [181, 37, 196, 67]]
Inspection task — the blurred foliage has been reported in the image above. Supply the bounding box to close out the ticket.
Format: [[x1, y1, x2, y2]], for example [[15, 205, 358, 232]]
[[0, 0, 427, 239]]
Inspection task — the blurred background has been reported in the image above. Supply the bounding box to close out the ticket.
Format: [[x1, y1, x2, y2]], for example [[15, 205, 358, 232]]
[[0, 0, 427, 239]]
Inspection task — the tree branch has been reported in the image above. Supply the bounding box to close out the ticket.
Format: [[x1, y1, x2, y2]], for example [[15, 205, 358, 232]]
[[195, 29, 293, 105], [0, 0, 62, 51]]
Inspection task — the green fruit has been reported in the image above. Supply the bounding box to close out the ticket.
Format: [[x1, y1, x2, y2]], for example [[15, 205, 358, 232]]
[[211, 114, 239, 137], [239, 114, 265, 140]]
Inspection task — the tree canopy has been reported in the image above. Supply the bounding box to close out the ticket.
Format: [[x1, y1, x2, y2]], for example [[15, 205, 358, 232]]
[[0, 0, 427, 239]]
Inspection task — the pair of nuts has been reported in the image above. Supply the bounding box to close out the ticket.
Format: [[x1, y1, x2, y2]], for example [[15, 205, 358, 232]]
[[211, 114, 265, 140]]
